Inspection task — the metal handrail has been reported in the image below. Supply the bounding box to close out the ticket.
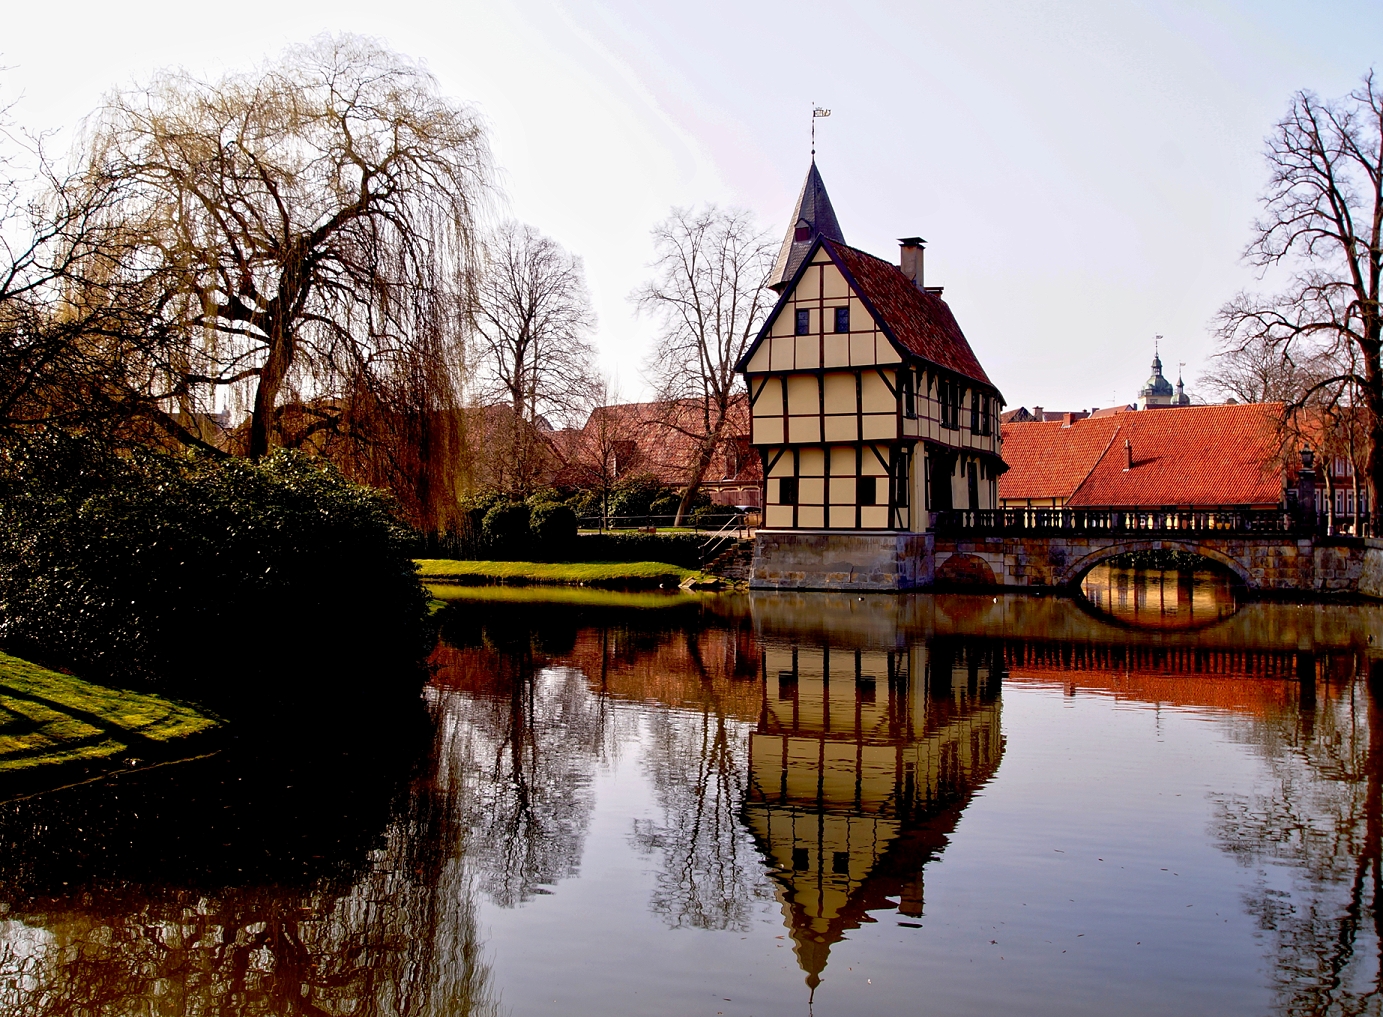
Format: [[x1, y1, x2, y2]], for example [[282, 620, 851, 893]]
[[576, 512, 742, 532], [698, 512, 749, 564]]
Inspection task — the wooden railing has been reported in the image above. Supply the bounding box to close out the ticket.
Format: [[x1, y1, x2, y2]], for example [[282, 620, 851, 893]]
[[933, 506, 1302, 537]]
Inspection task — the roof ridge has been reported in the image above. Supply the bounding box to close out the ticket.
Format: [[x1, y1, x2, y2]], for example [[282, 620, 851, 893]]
[[1069, 421, 1123, 502], [822, 236, 898, 269]]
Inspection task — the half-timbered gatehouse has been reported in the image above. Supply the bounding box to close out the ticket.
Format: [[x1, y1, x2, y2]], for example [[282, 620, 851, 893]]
[[737, 163, 1006, 589]]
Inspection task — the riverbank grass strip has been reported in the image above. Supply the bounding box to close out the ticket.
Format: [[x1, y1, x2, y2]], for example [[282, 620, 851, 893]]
[[0, 651, 219, 773], [415, 559, 700, 587], [426, 584, 707, 609]]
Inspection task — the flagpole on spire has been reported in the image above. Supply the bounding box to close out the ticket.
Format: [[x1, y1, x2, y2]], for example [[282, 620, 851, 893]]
[[811, 104, 830, 160]]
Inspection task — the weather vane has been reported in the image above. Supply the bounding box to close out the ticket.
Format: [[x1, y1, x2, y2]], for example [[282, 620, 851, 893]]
[[811, 104, 831, 159]]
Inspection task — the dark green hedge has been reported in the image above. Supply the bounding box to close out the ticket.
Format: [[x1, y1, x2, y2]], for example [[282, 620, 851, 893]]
[[569, 532, 706, 568], [415, 495, 708, 566], [0, 434, 430, 718]]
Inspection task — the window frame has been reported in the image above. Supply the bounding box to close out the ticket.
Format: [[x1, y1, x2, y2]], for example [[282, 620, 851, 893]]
[[833, 306, 850, 333], [938, 378, 962, 430], [858, 475, 878, 506], [795, 309, 810, 336]]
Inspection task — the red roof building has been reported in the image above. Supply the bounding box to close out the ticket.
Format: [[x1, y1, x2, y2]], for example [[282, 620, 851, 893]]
[[551, 395, 761, 507], [999, 403, 1287, 509]]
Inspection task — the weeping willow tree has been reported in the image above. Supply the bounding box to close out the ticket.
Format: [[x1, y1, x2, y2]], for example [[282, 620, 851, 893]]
[[70, 35, 492, 531]]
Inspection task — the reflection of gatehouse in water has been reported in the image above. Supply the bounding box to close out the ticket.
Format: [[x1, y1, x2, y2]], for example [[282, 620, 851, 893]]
[[745, 636, 1003, 989]]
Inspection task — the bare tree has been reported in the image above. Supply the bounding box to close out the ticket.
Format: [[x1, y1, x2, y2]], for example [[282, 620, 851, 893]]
[[634, 206, 774, 525], [550, 375, 639, 528], [1199, 335, 1304, 404], [1216, 71, 1383, 531], [0, 97, 132, 434], [473, 220, 598, 425], [71, 35, 492, 522]]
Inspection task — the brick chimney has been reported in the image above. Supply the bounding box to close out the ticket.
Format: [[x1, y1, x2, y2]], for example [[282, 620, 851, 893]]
[[898, 237, 925, 288], [1124, 438, 1133, 471]]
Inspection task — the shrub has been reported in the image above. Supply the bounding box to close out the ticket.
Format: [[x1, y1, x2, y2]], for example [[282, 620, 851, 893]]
[[608, 473, 673, 521], [570, 532, 705, 568], [650, 490, 682, 518], [529, 500, 577, 557], [481, 500, 532, 557], [0, 433, 430, 717], [689, 503, 738, 529]]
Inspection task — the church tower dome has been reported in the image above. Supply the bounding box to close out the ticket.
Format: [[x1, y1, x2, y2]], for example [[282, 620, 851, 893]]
[[1137, 349, 1175, 409]]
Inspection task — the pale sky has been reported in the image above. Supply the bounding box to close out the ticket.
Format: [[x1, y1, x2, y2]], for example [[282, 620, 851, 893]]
[[5, 1, 1380, 410]]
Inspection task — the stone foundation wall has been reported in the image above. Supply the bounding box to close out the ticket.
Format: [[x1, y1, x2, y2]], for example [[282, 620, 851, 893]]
[[1356, 540, 1383, 599], [751, 530, 932, 591], [750, 530, 1383, 597], [929, 534, 1383, 596]]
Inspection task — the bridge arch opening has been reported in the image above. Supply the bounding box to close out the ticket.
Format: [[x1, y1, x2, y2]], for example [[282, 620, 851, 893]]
[[1070, 546, 1244, 631]]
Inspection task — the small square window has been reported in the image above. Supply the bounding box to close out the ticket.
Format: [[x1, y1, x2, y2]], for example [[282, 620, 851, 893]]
[[778, 477, 799, 505], [834, 306, 850, 333], [794, 225, 811, 242], [832, 851, 850, 875], [795, 309, 810, 336], [858, 476, 877, 506]]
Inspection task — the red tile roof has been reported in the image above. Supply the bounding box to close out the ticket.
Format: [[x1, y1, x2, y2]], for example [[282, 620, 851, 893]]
[[999, 403, 1286, 508], [550, 395, 759, 491], [998, 416, 1124, 502], [825, 239, 994, 390]]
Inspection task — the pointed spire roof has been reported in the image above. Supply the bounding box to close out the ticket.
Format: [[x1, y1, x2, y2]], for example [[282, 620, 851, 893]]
[[769, 162, 845, 292]]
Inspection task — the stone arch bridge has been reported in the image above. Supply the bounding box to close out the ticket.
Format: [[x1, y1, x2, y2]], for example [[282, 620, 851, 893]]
[[930, 507, 1383, 595]]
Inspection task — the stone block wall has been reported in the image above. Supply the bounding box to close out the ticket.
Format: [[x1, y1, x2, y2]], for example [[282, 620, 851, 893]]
[[1351, 540, 1383, 598], [751, 530, 932, 591], [752, 531, 1383, 597]]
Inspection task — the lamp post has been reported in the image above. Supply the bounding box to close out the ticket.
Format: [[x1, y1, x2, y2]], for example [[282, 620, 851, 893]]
[[1297, 446, 1318, 532]]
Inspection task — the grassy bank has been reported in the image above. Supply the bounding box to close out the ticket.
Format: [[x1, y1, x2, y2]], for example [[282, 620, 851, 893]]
[[427, 583, 716, 609], [0, 651, 219, 784], [415, 558, 706, 589]]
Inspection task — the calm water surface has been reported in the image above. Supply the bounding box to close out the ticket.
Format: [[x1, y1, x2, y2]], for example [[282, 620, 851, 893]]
[[2, 578, 1383, 1016]]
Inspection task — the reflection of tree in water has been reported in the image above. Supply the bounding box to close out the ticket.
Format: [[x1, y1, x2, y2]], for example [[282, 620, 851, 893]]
[[601, 616, 767, 931], [0, 749, 504, 1017], [631, 700, 770, 931], [430, 662, 618, 908], [1209, 662, 1383, 1016], [433, 598, 761, 921]]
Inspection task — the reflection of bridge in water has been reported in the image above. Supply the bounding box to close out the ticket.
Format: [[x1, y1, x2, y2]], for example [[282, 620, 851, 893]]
[[745, 636, 1003, 991]]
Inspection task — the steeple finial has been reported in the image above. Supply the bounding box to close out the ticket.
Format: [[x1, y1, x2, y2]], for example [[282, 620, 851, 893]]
[[811, 105, 830, 160]]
